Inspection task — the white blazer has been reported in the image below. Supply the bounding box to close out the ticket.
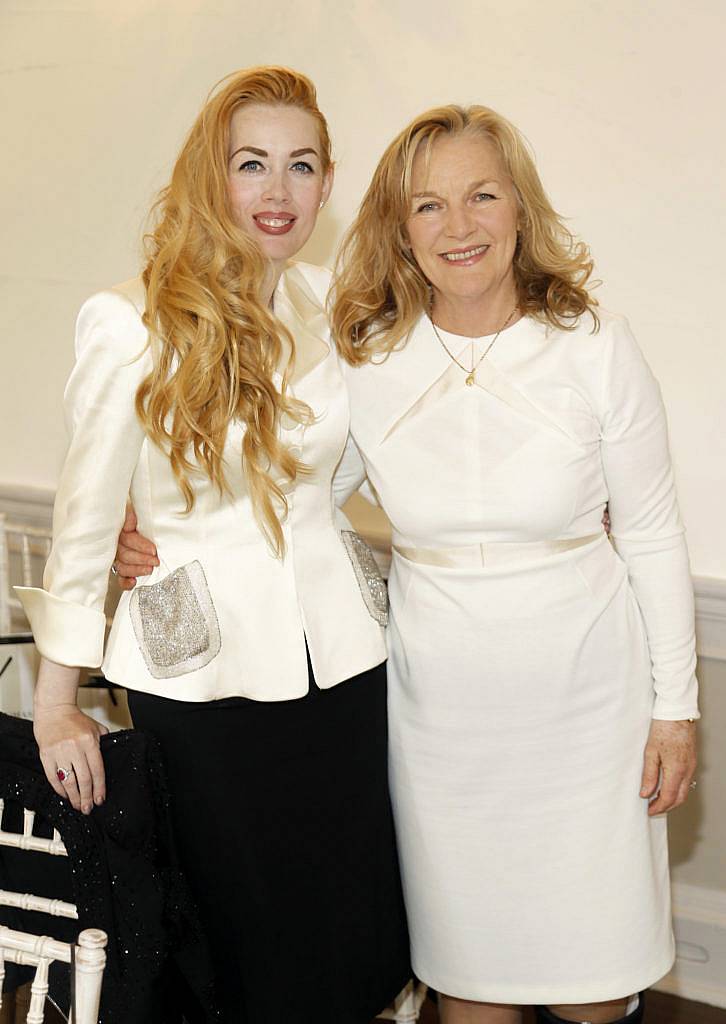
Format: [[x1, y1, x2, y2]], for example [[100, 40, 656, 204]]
[[17, 262, 387, 701]]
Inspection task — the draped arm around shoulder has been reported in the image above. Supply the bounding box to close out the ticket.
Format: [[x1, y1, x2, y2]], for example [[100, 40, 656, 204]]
[[599, 317, 698, 720], [15, 291, 151, 668]]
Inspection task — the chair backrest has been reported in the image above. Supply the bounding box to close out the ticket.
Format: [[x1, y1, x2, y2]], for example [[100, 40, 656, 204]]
[[0, 798, 107, 1024], [0, 516, 52, 636]]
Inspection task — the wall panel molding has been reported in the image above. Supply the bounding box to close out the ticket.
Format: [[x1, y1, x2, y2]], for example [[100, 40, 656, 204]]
[[0, 483, 54, 531], [654, 882, 726, 1009], [694, 577, 726, 662]]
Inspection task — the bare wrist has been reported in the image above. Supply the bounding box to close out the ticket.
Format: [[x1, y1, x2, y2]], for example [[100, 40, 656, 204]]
[[33, 695, 77, 714], [35, 658, 82, 710]]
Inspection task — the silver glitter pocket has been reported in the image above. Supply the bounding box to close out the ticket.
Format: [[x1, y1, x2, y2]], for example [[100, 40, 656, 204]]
[[340, 530, 389, 627], [129, 560, 221, 679]]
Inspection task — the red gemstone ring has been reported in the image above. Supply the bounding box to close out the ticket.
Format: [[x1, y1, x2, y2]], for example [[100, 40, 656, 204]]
[[56, 766, 74, 784]]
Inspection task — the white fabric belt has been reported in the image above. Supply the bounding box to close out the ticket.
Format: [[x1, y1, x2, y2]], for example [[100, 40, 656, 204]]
[[392, 533, 602, 569]]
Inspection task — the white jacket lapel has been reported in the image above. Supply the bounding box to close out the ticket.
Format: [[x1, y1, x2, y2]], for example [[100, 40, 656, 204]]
[[274, 264, 331, 383]]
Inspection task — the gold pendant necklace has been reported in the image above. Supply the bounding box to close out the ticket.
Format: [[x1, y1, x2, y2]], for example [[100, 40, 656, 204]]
[[430, 305, 518, 386]]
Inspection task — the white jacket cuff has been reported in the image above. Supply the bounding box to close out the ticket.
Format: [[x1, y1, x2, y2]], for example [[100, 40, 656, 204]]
[[15, 586, 106, 668]]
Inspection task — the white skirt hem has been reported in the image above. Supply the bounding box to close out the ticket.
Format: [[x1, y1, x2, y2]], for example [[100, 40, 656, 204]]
[[414, 943, 676, 1006]]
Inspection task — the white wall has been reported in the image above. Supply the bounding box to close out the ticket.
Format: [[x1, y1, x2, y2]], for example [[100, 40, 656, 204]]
[[2, 0, 725, 577]]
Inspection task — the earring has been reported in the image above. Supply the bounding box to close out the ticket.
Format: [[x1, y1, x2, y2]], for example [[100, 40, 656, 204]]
[[319, 200, 325, 209]]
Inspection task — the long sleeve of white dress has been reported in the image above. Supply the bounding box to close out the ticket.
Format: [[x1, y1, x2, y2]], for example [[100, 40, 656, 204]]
[[599, 317, 698, 720]]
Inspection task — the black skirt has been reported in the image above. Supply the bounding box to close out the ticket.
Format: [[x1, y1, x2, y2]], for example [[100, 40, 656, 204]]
[[127, 657, 411, 1024]]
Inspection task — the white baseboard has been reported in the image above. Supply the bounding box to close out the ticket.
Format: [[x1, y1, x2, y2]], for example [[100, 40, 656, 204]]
[[653, 883, 726, 1008]]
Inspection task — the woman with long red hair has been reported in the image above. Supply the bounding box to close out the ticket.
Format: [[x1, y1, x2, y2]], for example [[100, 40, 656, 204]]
[[18, 67, 410, 1023]]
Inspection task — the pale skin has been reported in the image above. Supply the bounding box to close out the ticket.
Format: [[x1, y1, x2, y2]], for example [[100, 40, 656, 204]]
[[116, 134, 698, 1024], [33, 102, 333, 814]]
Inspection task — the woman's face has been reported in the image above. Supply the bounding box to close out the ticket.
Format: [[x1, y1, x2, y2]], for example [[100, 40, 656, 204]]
[[227, 103, 332, 272], [405, 132, 519, 314]]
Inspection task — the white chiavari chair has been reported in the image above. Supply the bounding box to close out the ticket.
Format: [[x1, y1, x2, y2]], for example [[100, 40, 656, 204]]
[[0, 513, 131, 730], [0, 515, 52, 723], [0, 516, 52, 638], [0, 799, 107, 1023]]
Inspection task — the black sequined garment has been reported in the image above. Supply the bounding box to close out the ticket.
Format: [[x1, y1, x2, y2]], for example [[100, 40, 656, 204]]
[[0, 713, 221, 1024]]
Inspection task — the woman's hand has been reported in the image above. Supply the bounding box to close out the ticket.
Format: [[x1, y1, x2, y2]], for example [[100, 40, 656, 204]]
[[34, 703, 109, 814], [640, 719, 697, 815], [114, 504, 158, 591], [34, 658, 108, 814]]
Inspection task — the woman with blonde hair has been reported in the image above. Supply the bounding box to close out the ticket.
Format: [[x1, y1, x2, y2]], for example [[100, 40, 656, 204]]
[[328, 105, 697, 1024], [17, 66, 410, 1022]]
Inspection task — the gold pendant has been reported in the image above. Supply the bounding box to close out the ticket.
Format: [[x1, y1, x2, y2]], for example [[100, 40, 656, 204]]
[[465, 373, 475, 386]]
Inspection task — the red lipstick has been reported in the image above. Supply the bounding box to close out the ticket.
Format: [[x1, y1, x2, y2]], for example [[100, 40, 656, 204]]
[[253, 211, 297, 236]]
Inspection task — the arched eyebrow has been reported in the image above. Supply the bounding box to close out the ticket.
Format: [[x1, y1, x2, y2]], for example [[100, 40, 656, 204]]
[[228, 145, 320, 162], [412, 178, 502, 199]]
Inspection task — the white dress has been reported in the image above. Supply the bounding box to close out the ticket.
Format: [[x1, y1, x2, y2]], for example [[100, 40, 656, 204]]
[[343, 310, 699, 1005]]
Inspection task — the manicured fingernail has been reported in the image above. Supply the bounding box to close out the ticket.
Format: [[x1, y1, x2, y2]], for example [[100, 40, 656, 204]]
[[94, 795, 104, 805], [82, 804, 91, 815]]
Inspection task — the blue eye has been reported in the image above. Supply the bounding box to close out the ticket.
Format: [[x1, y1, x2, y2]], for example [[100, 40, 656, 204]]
[[238, 159, 263, 173], [291, 161, 314, 173], [474, 192, 496, 202], [416, 202, 438, 213]]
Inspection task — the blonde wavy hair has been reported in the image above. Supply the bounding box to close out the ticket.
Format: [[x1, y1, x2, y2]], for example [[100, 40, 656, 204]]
[[136, 66, 332, 556], [333, 104, 598, 364]]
